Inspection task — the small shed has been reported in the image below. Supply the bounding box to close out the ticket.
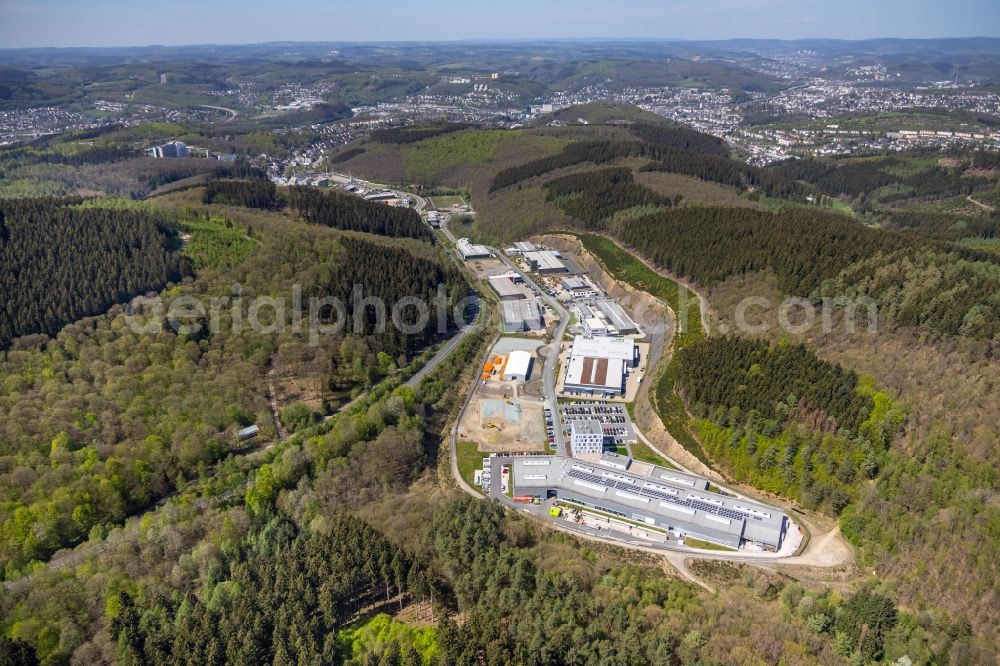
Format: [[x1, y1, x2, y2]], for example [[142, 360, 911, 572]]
[[236, 424, 260, 442]]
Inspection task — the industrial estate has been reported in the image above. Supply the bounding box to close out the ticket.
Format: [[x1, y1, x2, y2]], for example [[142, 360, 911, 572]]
[[430, 203, 794, 554]]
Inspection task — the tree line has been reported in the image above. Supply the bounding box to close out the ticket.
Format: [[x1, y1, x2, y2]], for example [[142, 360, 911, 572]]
[[285, 186, 433, 241], [628, 123, 731, 157], [0, 197, 191, 349], [488, 123, 807, 199], [202, 179, 278, 209], [545, 166, 673, 226], [676, 336, 873, 434], [610, 205, 914, 295], [879, 209, 1000, 242], [370, 124, 473, 145], [489, 140, 641, 191], [329, 147, 366, 164], [640, 149, 809, 199], [0, 144, 139, 170], [768, 155, 993, 204], [315, 236, 467, 362], [137, 159, 268, 194]]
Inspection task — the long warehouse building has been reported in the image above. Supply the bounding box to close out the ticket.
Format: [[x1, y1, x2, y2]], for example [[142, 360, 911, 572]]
[[511, 456, 788, 550]]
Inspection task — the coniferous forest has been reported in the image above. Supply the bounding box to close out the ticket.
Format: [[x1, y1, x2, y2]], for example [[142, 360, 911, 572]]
[[0, 197, 191, 349], [285, 186, 433, 240], [202, 179, 278, 209]]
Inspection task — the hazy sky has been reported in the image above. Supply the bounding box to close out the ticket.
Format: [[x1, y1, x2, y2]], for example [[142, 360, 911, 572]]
[[1, 0, 999, 48]]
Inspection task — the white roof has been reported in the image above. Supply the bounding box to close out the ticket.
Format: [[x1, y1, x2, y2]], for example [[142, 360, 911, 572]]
[[457, 238, 491, 258], [572, 419, 603, 436], [523, 250, 565, 271], [565, 355, 624, 390], [503, 350, 532, 379], [571, 335, 635, 362]]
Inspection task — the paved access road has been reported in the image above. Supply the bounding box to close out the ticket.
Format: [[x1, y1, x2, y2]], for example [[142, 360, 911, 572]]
[[405, 296, 481, 388], [439, 219, 571, 455]]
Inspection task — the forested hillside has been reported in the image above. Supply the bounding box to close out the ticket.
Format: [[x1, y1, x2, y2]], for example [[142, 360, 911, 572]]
[[285, 186, 433, 241], [676, 337, 901, 513], [611, 206, 912, 294], [489, 139, 641, 192], [600, 206, 1000, 340], [0, 135, 268, 198], [768, 153, 994, 206], [370, 123, 473, 145], [202, 179, 277, 209], [544, 167, 674, 225], [0, 197, 191, 349], [0, 194, 463, 577]]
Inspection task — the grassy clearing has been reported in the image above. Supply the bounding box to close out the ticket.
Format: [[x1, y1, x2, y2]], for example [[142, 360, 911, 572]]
[[576, 233, 711, 466], [338, 613, 439, 664], [404, 130, 512, 183], [455, 440, 485, 491], [630, 438, 677, 468], [429, 194, 466, 209], [178, 216, 259, 270], [681, 536, 735, 552]]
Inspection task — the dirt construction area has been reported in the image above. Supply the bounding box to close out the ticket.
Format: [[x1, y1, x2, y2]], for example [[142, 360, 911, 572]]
[[458, 381, 547, 452]]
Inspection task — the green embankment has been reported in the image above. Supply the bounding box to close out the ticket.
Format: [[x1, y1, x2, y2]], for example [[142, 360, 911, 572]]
[[455, 441, 485, 492], [575, 233, 709, 464]]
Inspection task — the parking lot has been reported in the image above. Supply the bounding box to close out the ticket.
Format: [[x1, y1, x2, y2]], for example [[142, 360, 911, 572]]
[[559, 401, 636, 444]]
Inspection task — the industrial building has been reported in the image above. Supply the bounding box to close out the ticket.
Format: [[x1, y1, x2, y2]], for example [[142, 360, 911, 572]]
[[502, 299, 543, 332], [364, 190, 397, 202], [502, 350, 534, 381], [570, 420, 605, 455], [561, 276, 592, 292], [457, 238, 492, 261], [505, 242, 539, 256], [598, 451, 632, 471], [564, 355, 625, 395], [575, 302, 639, 336], [580, 315, 609, 336], [596, 302, 638, 335], [510, 456, 788, 550], [152, 141, 189, 158], [570, 335, 638, 366], [523, 250, 567, 274], [563, 335, 638, 397], [488, 275, 526, 301]]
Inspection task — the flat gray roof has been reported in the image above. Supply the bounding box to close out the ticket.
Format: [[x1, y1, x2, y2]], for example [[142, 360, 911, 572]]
[[596, 301, 637, 333], [502, 299, 542, 329], [511, 456, 787, 548], [488, 276, 525, 299]]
